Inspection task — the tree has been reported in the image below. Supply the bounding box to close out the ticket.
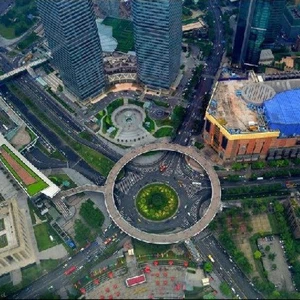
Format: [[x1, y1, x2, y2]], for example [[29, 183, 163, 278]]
[[203, 261, 213, 273], [272, 264, 277, 270], [265, 245, 271, 252], [268, 253, 276, 261], [79, 199, 104, 229], [254, 250, 262, 260], [219, 282, 231, 297]]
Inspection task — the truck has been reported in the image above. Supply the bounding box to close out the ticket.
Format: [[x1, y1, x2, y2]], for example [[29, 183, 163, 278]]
[[64, 266, 77, 275], [208, 254, 215, 263]]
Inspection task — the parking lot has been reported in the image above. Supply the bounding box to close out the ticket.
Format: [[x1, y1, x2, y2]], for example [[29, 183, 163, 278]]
[[258, 235, 294, 291]]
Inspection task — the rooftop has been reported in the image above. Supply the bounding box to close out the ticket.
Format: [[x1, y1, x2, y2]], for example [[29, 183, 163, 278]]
[[125, 274, 146, 287], [208, 73, 300, 134], [208, 78, 267, 133]]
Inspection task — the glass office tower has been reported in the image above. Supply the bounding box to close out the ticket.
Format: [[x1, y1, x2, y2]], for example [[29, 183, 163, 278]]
[[232, 0, 285, 67], [37, 0, 106, 101], [132, 0, 182, 89]]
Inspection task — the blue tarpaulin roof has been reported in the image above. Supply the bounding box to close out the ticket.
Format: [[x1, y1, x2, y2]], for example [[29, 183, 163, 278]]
[[264, 89, 300, 136]]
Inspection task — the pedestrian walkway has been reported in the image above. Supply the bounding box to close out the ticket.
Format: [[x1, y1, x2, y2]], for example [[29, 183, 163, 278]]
[[38, 244, 67, 260]]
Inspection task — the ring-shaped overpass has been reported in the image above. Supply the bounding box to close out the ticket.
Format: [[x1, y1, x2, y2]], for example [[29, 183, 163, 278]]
[[104, 142, 222, 244]]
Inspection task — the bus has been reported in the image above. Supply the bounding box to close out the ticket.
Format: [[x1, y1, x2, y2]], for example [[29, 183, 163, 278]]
[[208, 254, 215, 263], [64, 266, 77, 275]]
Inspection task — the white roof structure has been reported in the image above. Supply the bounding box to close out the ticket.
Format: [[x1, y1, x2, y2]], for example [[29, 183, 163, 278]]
[[96, 19, 118, 53], [0, 133, 60, 198], [259, 49, 274, 65]]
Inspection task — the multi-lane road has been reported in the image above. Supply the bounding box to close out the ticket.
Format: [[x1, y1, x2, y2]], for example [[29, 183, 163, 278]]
[[1, 0, 265, 298], [193, 233, 262, 299], [11, 225, 126, 299]]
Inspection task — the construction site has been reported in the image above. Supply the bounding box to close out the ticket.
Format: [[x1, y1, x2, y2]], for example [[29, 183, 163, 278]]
[[204, 71, 300, 163]]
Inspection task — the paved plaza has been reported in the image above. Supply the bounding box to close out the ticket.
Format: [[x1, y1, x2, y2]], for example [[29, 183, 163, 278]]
[[86, 264, 188, 299]]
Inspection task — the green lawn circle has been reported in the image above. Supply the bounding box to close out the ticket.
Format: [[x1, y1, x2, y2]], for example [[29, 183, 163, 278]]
[[135, 183, 179, 221]]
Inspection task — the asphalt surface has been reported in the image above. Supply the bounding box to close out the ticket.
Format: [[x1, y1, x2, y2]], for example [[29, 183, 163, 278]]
[[116, 152, 212, 233], [193, 233, 263, 299], [0, 84, 102, 183], [1, 0, 263, 297], [11, 226, 127, 299]]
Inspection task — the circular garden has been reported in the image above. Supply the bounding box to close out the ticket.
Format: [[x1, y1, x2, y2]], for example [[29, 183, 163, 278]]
[[135, 183, 179, 221]]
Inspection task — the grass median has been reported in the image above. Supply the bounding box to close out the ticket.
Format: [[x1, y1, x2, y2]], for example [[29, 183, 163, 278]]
[[7, 84, 114, 177], [0, 144, 48, 196]]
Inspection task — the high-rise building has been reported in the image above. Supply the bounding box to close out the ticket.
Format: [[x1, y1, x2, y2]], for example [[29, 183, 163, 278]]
[[232, 0, 286, 67], [282, 5, 300, 41], [0, 199, 36, 275], [98, 0, 120, 18], [132, 0, 182, 89], [37, 0, 106, 101]]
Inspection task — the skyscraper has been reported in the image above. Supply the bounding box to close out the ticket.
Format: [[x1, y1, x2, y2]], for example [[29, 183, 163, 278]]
[[132, 0, 182, 89], [232, 0, 286, 67], [98, 0, 120, 18], [37, 0, 106, 101]]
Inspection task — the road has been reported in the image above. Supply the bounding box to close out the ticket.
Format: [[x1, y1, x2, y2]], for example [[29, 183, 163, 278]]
[[193, 233, 262, 299], [0, 84, 103, 183], [12, 226, 127, 299], [1, 0, 262, 297]]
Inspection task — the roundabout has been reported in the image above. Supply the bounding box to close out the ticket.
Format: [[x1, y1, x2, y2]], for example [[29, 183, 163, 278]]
[[136, 183, 179, 221], [104, 142, 222, 244]]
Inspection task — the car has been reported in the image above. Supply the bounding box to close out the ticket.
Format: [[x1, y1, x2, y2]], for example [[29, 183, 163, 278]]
[[68, 256, 72, 260], [63, 263, 68, 268], [78, 266, 83, 270]]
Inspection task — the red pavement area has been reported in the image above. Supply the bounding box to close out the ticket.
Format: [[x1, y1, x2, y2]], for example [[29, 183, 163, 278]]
[[125, 274, 146, 287], [1, 149, 36, 185]]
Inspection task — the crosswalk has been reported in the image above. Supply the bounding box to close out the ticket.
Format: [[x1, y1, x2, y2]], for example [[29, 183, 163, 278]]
[[115, 172, 143, 194]]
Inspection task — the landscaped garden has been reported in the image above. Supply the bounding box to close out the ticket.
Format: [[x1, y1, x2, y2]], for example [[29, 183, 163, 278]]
[[73, 199, 105, 247], [102, 17, 134, 53], [33, 222, 61, 251], [0, 144, 48, 196], [136, 183, 179, 221], [0, 0, 38, 39], [94, 98, 185, 141], [48, 173, 77, 190]]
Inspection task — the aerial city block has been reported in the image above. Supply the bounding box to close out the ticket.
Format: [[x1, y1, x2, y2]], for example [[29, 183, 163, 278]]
[[0, 0, 300, 299]]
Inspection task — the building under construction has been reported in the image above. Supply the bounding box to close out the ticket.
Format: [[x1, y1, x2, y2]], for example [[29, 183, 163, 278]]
[[204, 71, 300, 163]]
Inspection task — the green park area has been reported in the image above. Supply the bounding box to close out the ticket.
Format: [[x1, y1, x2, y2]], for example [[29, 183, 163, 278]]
[[48, 173, 77, 190], [0, 0, 38, 39], [96, 98, 185, 140], [74, 199, 105, 247], [0, 144, 48, 196], [16, 32, 39, 51], [33, 222, 61, 252], [102, 17, 134, 53], [209, 197, 300, 299], [136, 183, 179, 221]]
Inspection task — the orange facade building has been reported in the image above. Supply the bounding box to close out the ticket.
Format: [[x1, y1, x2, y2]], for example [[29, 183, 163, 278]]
[[203, 72, 300, 163]]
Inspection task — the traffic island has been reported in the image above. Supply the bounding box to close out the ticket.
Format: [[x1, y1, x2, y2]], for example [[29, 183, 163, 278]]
[[136, 183, 179, 221]]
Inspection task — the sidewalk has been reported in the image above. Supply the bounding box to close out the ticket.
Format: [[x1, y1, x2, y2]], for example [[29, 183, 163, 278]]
[[38, 244, 67, 260]]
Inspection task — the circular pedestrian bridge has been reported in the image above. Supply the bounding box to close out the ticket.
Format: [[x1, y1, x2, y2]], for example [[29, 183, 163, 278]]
[[104, 142, 222, 244]]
